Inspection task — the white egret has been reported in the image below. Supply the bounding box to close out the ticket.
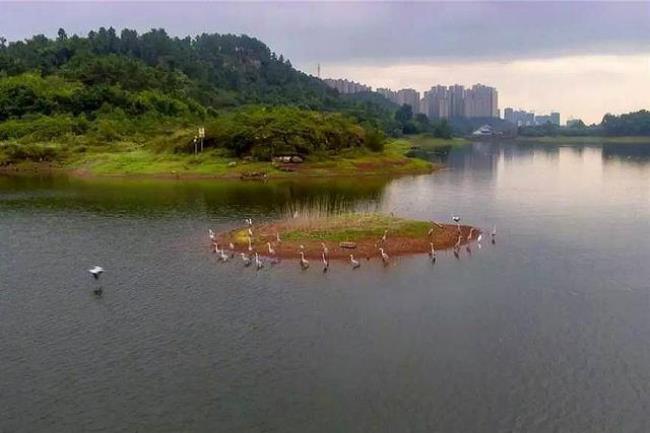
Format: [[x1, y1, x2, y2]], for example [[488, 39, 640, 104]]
[[89, 266, 104, 280], [322, 252, 329, 273], [350, 254, 361, 269], [467, 227, 475, 241], [245, 218, 253, 226], [208, 229, 215, 241], [299, 252, 310, 270], [428, 243, 436, 262], [254, 253, 264, 270], [267, 242, 276, 255], [241, 253, 252, 267], [379, 248, 389, 265], [321, 242, 329, 257]]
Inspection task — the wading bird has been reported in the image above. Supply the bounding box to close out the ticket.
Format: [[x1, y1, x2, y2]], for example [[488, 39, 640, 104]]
[[276, 232, 281, 243], [322, 252, 329, 273], [350, 254, 361, 269], [219, 249, 230, 262], [254, 253, 263, 270], [300, 252, 310, 270], [89, 266, 104, 280], [428, 243, 436, 263], [467, 227, 475, 241], [267, 242, 276, 256], [321, 242, 329, 258], [209, 229, 215, 241], [245, 218, 253, 227], [241, 253, 252, 267], [380, 229, 388, 243], [379, 248, 390, 265]]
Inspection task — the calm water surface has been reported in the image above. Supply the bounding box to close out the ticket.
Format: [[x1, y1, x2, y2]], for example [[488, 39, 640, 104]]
[[2, 141, 650, 432]]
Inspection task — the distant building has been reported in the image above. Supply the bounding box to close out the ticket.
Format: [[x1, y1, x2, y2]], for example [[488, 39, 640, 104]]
[[376, 87, 397, 101], [422, 85, 449, 119], [534, 112, 560, 126], [374, 82, 499, 119], [448, 85, 466, 118], [504, 107, 535, 126], [395, 88, 421, 113], [464, 84, 498, 118], [323, 78, 371, 94]]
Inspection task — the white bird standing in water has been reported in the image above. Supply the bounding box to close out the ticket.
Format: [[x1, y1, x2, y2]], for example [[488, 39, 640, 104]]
[[240, 253, 252, 267], [350, 254, 361, 269], [467, 227, 475, 241], [380, 229, 388, 243], [428, 243, 436, 262], [322, 252, 329, 273], [379, 248, 389, 265], [300, 251, 310, 270], [245, 218, 253, 227], [89, 266, 104, 279], [267, 242, 276, 255], [321, 242, 329, 258], [219, 249, 230, 262], [254, 253, 263, 270], [208, 229, 215, 241]]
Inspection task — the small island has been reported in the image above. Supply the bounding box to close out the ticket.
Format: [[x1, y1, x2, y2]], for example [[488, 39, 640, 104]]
[[216, 213, 476, 260]]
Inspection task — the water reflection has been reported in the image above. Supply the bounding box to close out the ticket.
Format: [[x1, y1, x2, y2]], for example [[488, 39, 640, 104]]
[[0, 175, 390, 217]]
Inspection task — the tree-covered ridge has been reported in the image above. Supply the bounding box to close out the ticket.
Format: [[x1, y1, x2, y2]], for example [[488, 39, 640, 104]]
[[0, 27, 392, 117], [0, 27, 408, 166]]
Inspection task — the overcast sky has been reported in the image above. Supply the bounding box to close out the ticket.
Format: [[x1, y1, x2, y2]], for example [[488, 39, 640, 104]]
[[2, 1, 649, 123]]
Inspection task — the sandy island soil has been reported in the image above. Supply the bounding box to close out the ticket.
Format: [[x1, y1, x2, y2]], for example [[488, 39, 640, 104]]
[[215, 213, 479, 261]]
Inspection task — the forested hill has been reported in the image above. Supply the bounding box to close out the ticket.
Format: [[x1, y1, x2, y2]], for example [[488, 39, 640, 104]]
[[0, 27, 394, 126]]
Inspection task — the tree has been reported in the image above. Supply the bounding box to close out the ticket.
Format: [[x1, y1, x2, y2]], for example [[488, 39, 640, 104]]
[[395, 104, 413, 124], [57, 28, 68, 42]]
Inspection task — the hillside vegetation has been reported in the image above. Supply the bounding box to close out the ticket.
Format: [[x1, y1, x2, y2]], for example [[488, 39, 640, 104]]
[[0, 27, 416, 172]]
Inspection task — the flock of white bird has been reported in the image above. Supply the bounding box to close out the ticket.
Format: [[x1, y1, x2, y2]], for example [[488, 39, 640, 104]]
[[205, 216, 496, 273], [84, 216, 496, 296]]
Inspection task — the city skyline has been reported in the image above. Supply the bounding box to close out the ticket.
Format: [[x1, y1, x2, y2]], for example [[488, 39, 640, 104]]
[[1, 2, 648, 123]]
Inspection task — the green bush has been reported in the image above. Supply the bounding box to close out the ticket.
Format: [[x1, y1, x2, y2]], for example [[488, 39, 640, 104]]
[[364, 129, 385, 152]]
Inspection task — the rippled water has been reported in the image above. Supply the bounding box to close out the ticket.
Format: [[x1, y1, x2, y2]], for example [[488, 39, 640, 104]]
[[2, 141, 650, 432]]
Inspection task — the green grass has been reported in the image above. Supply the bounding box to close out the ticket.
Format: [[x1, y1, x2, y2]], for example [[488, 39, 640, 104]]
[[232, 213, 437, 243], [399, 134, 469, 150], [1, 132, 443, 178]]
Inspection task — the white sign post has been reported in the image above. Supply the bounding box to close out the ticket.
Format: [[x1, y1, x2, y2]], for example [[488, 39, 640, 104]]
[[198, 127, 205, 153]]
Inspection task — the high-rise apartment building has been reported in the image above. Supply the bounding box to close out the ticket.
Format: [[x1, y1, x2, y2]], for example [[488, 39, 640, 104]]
[[422, 86, 450, 119], [323, 78, 371, 94], [448, 85, 466, 118], [464, 84, 498, 118], [395, 88, 421, 113]]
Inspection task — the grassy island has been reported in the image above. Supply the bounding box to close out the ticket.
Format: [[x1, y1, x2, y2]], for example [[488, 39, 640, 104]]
[[216, 213, 477, 260]]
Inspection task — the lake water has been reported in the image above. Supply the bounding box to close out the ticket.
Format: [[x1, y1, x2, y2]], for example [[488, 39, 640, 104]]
[[2, 141, 650, 433]]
